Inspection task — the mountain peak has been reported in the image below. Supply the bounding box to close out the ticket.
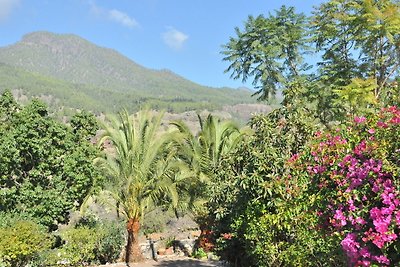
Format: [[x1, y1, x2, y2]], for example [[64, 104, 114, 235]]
[[20, 31, 91, 57], [0, 31, 254, 113], [22, 31, 84, 44]]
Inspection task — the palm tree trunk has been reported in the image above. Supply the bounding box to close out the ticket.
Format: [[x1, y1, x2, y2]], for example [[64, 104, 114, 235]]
[[125, 218, 143, 264]]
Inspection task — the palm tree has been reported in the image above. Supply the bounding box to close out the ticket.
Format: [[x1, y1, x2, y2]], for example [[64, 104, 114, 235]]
[[95, 109, 182, 264], [171, 114, 250, 222], [170, 114, 250, 251], [172, 114, 247, 178]]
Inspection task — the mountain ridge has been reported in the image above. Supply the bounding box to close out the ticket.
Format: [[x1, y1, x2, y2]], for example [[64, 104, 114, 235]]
[[0, 31, 256, 115]]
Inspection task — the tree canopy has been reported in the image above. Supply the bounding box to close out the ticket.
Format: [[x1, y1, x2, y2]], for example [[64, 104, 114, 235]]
[[0, 90, 100, 229], [222, 1, 400, 119]]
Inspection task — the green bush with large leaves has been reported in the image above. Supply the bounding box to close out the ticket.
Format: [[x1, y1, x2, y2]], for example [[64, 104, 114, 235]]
[[0, 90, 100, 229], [209, 107, 346, 266]]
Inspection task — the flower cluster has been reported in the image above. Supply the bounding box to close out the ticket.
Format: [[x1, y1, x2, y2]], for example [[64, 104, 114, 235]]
[[297, 106, 400, 266]]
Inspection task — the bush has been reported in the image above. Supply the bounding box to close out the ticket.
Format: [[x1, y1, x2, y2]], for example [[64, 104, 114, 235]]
[[0, 213, 53, 267], [296, 106, 400, 265], [60, 226, 99, 266], [192, 248, 207, 259], [55, 217, 124, 266], [209, 110, 343, 266], [95, 220, 125, 264]]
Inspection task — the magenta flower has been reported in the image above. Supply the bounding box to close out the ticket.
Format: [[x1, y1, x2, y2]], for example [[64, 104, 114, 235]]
[[372, 255, 390, 265], [377, 121, 388, 128], [354, 116, 366, 124]]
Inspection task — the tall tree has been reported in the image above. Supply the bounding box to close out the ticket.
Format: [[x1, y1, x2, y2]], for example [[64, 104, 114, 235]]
[[313, 0, 400, 99], [96, 110, 184, 264], [170, 114, 249, 231], [222, 5, 310, 100], [0, 90, 99, 229]]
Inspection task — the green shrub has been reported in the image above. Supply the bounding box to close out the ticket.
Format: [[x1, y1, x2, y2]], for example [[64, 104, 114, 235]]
[[95, 220, 125, 264], [60, 226, 98, 266], [0, 213, 53, 267], [54, 218, 124, 266]]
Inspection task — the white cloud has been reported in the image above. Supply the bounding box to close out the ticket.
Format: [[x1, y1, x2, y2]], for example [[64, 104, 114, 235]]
[[108, 9, 138, 28], [0, 0, 19, 21], [88, 1, 138, 29], [162, 27, 188, 50]]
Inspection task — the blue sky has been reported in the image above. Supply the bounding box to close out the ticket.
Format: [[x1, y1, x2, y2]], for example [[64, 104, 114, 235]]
[[0, 0, 324, 89]]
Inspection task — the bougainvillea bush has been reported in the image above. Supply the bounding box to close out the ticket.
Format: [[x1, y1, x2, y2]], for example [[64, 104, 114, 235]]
[[296, 106, 400, 266]]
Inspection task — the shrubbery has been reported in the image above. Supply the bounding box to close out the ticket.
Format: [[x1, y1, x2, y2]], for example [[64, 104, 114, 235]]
[[208, 109, 347, 266], [0, 212, 124, 267], [296, 107, 400, 265], [52, 217, 125, 266], [0, 213, 53, 267]]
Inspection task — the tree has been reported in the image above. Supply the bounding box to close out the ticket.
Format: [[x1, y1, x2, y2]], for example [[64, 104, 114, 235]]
[[0, 90, 100, 229], [171, 115, 247, 209], [172, 114, 245, 175], [313, 0, 400, 98], [222, 5, 310, 100], [96, 110, 184, 263], [208, 108, 347, 266], [171, 115, 249, 250], [223, 1, 400, 120]]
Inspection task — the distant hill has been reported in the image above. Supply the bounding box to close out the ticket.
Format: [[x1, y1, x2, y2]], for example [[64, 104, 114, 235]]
[[0, 31, 256, 115]]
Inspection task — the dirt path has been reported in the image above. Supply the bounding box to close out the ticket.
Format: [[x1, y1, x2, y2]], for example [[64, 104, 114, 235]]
[[99, 257, 225, 267]]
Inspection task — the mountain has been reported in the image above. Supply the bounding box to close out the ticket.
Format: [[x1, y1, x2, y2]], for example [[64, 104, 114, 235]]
[[0, 31, 255, 114]]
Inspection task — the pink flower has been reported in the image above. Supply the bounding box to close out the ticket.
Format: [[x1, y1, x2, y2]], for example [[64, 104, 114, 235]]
[[357, 260, 371, 266], [395, 211, 400, 226], [333, 209, 347, 226], [367, 128, 375, 134], [355, 116, 366, 124], [355, 217, 366, 225], [372, 255, 390, 265], [377, 121, 388, 128], [371, 233, 385, 248], [341, 233, 360, 262], [389, 116, 400, 124], [359, 247, 370, 258]]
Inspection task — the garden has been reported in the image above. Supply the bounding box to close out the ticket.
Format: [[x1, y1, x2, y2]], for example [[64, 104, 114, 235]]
[[1, 0, 400, 266]]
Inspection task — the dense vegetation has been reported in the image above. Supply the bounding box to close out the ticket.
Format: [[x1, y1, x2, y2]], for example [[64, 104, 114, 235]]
[[1, 0, 400, 266]]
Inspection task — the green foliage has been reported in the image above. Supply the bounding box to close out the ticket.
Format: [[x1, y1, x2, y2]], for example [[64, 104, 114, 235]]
[[96, 109, 191, 262], [209, 107, 348, 266], [192, 248, 207, 259], [96, 109, 183, 222], [222, 6, 310, 100], [70, 110, 99, 138], [32, 217, 124, 267], [171, 114, 248, 225], [0, 213, 53, 267], [223, 0, 400, 121], [0, 91, 100, 229], [60, 226, 99, 266], [95, 220, 126, 264], [333, 77, 378, 115], [141, 209, 171, 235]]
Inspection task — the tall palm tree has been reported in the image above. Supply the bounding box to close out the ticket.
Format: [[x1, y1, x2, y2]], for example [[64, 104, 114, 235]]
[[95, 109, 182, 264], [171, 114, 250, 218]]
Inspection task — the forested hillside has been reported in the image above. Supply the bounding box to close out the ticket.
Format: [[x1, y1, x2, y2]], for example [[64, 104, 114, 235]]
[[0, 32, 256, 114]]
